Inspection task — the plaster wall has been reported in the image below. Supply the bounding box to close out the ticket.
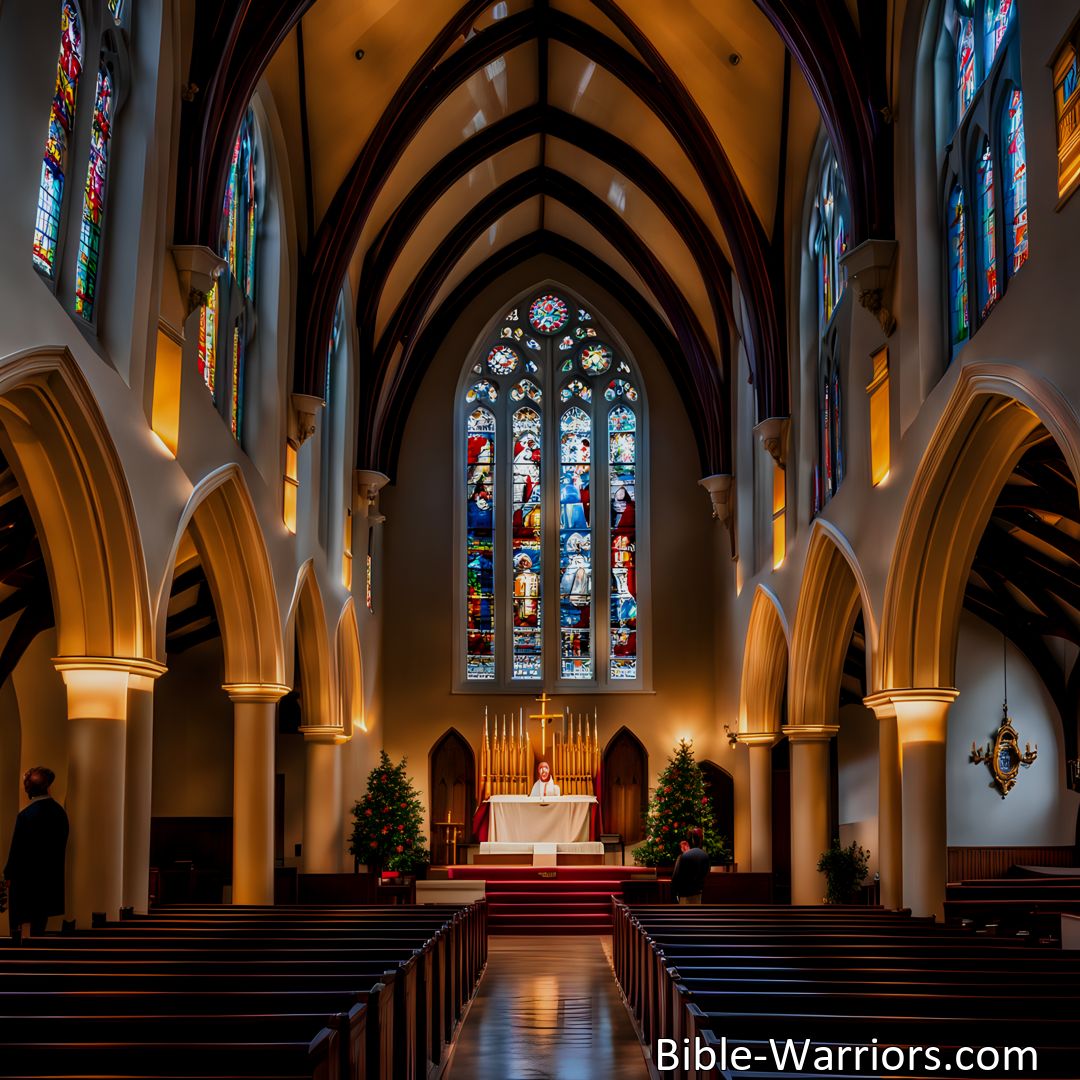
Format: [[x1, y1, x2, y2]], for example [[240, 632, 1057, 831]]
[[948, 611, 1078, 846]]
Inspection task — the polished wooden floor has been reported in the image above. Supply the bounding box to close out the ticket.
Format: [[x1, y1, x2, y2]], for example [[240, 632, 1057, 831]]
[[446, 936, 651, 1079]]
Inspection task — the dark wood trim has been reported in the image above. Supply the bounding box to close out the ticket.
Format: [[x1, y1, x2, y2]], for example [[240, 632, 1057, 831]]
[[296, 17, 316, 250]]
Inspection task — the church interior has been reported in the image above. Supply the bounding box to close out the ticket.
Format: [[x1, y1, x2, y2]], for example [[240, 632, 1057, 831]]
[[1, 0, 1080, 1076]]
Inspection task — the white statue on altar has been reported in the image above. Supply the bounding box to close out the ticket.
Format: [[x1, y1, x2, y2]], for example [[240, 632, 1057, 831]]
[[529, 760, 561, 798]]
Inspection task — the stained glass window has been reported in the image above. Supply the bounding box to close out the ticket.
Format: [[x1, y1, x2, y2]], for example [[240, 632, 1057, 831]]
[[812, 154, 848, 330], [976, 138, 999, 318], [1003, 89, 1028, 277], [529, 295, 569, 334], [560, 406, 592, 680], [197, 105, 259, 438], [1054, 44, 1079, 197], [74, 63, 113, 321], [609, 406, 637, 679], [466, 407, 496, 680], [580, 343, 612, 375], [984, 0, 1013, 70], [461, 293, 644, 685], [948, 183, 970, 350], [512, 407, 542, 679], [225, 109, 258, 302], [957, 15, 975, 118], [198, 282, 218, 393], [33, 0, 83, 277]]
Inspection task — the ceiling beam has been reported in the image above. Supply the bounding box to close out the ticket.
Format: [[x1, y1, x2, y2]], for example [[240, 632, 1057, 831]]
[[377, 230, 715, 478]]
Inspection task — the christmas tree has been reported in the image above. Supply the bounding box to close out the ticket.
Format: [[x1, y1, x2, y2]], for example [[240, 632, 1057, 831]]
[[349, 750, 430, 872], [634, 738, 728, 866]]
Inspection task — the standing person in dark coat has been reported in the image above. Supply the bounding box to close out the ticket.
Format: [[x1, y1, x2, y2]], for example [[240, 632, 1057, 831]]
[[3, 767, 68, 939], [670, 827, 710, 905]]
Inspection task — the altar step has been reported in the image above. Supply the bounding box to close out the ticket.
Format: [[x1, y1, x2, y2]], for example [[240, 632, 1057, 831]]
[[441, 867, 656, 934]]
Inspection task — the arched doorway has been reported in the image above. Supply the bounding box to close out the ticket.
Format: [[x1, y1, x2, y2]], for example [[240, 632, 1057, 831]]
[[699, 761, 735, 861], [430, 729, 475, 864], [602, 727, 648, 846]]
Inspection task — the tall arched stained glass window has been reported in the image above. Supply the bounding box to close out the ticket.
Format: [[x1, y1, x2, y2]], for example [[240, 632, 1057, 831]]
[[948, 183, 970, 351], [458, 291, 647, 688], [938, 0, 1024, 354], [466, 408, 496, 680], [74, 63, 114, 321], [984, 0, 1014, 69], [957, 13, 976, 119], [976, 137, 998, 317], [809, 144, 849, 514], [196, 106, 259, 440], [33, 0, 83, 277], [1003, 89, 1029, 277]]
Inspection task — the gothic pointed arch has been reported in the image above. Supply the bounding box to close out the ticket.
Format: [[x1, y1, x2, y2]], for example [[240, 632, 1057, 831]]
[[879, 365, 1080, 693], [335, 598, 364, 738], [789, 521, 876, 730], [0, 346, 152, 663], [161, 465, 284, 689], [429, 727, 476, 852], [602, 725, 648, 846], [739, 586, 789, 735], [286, 560, 335, 731]]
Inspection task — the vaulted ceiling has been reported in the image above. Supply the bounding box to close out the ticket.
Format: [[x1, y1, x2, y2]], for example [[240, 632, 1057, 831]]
[[175, 0, 891, 476]]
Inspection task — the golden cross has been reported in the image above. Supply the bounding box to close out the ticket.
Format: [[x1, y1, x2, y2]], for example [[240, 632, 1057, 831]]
[[529, 691, 563, 756]]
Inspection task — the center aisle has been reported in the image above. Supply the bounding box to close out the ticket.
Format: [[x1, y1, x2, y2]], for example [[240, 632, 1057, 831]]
[[446, 935, 651, 1080]]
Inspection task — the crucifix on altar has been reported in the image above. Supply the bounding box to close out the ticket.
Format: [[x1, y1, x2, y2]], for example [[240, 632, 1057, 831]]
[[529, 691, 563, 757]]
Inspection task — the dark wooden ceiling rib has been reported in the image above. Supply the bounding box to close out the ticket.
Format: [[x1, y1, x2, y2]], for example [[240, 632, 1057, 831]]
[[581, 0, 785, 427], [357, 106, 736, 376], [174, 0, 317, 249], [362, 167, 727, 474], [377, 230, 713, 478], [295, 5, 775, 434], [963, 438, 1080, 760], [165, 562, 221, 655], [752, 0, 893, 243]]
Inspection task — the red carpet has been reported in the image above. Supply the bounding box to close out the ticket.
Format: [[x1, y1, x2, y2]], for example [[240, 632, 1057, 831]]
[[445, 866, 656, 934]]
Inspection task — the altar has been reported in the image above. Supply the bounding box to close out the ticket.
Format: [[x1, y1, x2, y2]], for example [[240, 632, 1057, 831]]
[[486, 794, 598, 844]]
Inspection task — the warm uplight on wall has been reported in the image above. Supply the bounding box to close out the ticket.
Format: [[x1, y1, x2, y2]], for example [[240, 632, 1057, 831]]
[[283, 440, 299, 533], [867, 346, 891, 486], [771, 461, 786, 569], [342, 507, 353, 590], [151, 321, 183, 456]]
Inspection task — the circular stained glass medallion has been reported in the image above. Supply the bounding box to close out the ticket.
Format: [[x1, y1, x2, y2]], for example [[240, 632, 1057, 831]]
[[528, 294, 569, 334], [487, 344, 519, 375], [580, 342, 613, 375]]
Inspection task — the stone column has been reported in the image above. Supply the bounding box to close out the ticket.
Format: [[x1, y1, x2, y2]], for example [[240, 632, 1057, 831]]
[[225, 684, 288, 905], [55, 660, 141, 926], [782, 725, 839, 905], [302, 729, 346, 873], [738, 733, 780, 872], [123, 667, 166, 913], [864, 692, 903, 910], [892, 689, 958, 919]]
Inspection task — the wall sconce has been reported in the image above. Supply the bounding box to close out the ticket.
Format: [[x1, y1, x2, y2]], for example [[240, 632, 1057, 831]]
[[723, 724, 738, 749]]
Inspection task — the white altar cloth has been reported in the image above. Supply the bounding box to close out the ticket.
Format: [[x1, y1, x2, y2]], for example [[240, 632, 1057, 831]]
[[486, 794, 596, 843]]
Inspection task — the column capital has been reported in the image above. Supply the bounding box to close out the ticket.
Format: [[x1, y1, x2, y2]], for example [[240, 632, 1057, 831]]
[[782, 724, 840, 742], [737, 731, 782, 749], [53, 656, 168, 680], [864, 688, 959, 744], [300, 726, 350, 745], [223, 682, 290, 704]]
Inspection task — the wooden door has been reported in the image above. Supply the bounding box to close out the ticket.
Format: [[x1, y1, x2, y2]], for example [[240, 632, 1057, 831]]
[[602, 727, 648, 844], [699, 760, 735, 859], [429, 729, 476, 860]]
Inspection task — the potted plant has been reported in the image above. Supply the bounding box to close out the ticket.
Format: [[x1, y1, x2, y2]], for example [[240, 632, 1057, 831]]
[[817, 839, 871, 904], [349, 750, 430, 879]]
